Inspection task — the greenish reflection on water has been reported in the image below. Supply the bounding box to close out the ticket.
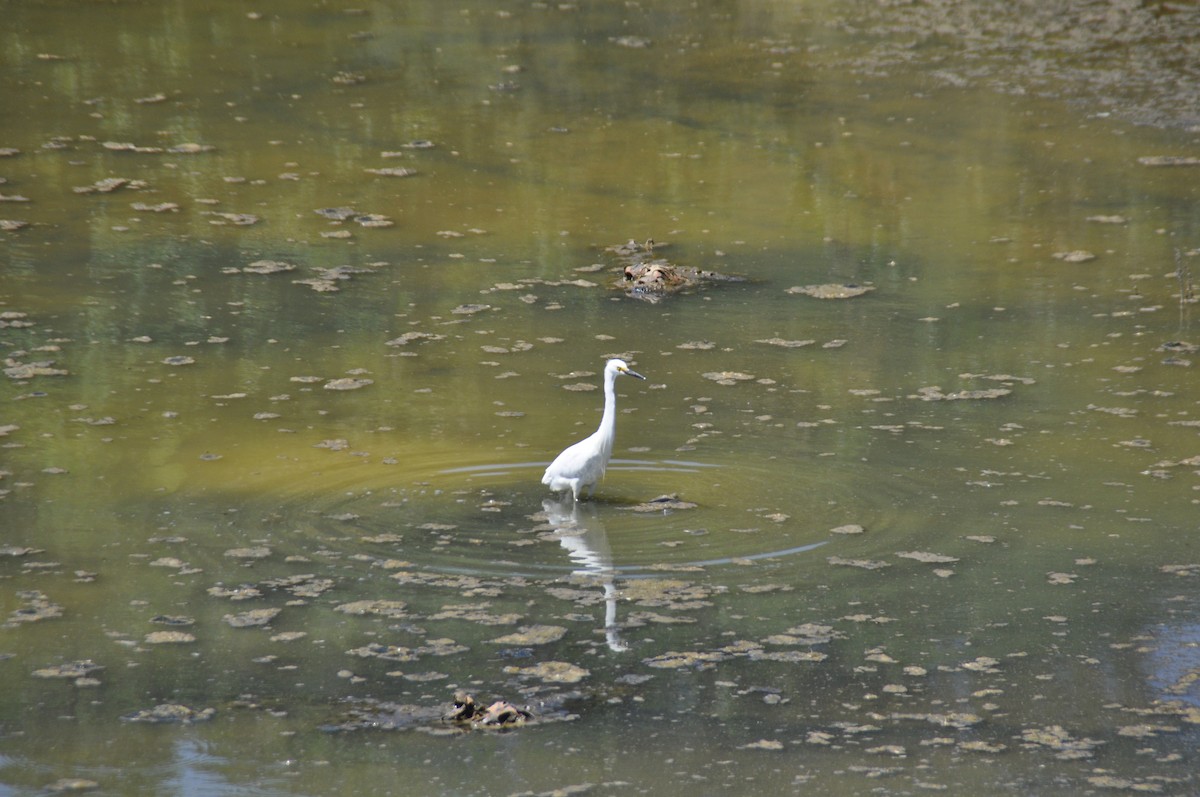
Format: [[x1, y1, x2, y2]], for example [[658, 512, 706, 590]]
[[2, 0, 1198, 794]]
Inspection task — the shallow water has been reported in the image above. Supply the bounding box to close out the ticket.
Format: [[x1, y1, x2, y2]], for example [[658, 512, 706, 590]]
[[2, 1, 1199, 795]]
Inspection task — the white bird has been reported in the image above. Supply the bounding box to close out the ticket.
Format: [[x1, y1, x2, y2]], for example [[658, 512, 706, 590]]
[[542, 358, 646, 500]]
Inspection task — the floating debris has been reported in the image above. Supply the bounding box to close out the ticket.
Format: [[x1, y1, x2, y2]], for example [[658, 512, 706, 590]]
[[895, 551, 960, 564], [150, 615, 194, 626], [166, 143, 215, 154], [364, 167, 417, 177], [160, 356, 195, 366], [643, 650, 728, 670], [703, 371, 756, 385], [827, 556, 890, 570], [207, 584, 261, 600], [0, 545, 42, 556], [4, 361, 69, 379], [385, 331, 446, 346], [612, 35, 652, 48], [619, 261, 744, 301], [204, 211, 258, 226], [224, 546, 271, 559], [293, 265, 372, 292], [0, 220, 28, 231], [32, 660, 103, 679], [103, 141, 163, 154], [429, 605, 521, 625], [502, 660, 590, 684], [314, 207, 357, 221], [1051, 250, 1096, 263], [627, 495, 698, 512], [120, 704, 215, 724], [324, 377, 373, 391], [223, 608, 281, 628], [1137, 155, 1200, 167], [786, 284, 875, 299], [913, 386, 1011, 401], [242, 260, 296, 275], [130, 201, 179, 213], [72, 177, 147, 194], [144, 631, 196, 644], [444, 691, 531, 728], [346, 638, 469, 662], [677, 340, 716, 350], [452, 303, 491, 315], [487, 625, 566, 646], [334, 600, 407, 618], [961, 656, 1001, 673], [354, 213, 393, 228], [6, 591, 63, 626], [325, 689, 578, 734], [756, 338, 815, 348], [830, 524, 865, 535], [44, 778, 100, 793]]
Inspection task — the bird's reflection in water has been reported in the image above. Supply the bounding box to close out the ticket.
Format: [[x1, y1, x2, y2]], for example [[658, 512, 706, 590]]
[[542, 497, 629, 652]]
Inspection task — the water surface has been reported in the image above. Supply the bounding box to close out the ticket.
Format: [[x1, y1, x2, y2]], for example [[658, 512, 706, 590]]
[[2, 1, 1198, 795]]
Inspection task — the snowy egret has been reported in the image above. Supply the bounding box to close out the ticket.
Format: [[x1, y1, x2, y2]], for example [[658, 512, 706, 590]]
[[542, 358, 646, 500]]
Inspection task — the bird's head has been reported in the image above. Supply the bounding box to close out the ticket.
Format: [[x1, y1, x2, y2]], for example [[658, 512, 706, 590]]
[[608, 358, 647, 380]]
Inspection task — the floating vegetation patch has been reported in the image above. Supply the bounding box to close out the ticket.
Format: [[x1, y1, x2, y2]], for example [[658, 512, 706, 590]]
[[895, 551, 959, 564], [786, 283, 875, 299], [756, 338, 815, 348], [324, 689, 579, 734], [1051, 250, 1096, 263], [702, 371, 756, 385], [120, 704, 215, 724], [386, 331, 446, 347], [364, 167, 417, 177], [334, 600, 408, 618], [224, 546, 270, 560], [4, 360, 68, 379], [503, 660, 589, 684], [913, 386, 1011, 401], [144, 631, 196, 644], [429, 604, 521, 625], [1137, 155, 1200, 167], [204, 211, 258, 226], [626, 495, 698, 512], [827, 556, 890, 570], [324, 377, 373, 391], [240, 260, 296, 275], [223, 608, 281, 628], [32, 660, 103, 680], [6, 591, 63, 626], [487, 625, 567, 646], [72, 177, 147, 194], [345, 638, 469, 663]]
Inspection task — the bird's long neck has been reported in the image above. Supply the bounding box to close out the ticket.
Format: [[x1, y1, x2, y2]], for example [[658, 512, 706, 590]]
[[598, 368, 617, 458]]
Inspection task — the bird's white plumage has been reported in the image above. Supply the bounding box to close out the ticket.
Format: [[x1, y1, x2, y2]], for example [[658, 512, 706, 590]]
[[542, 358, 645, 500]]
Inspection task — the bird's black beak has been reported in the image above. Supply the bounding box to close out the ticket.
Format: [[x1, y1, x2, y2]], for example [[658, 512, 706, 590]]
[[624, 368, 646, 380]]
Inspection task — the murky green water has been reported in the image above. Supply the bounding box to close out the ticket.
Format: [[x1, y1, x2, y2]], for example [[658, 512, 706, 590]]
[[2, 1, 1198, 794]]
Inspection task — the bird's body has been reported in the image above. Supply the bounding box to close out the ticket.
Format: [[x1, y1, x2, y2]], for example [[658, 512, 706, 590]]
[[542, 358, 646, 500]]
